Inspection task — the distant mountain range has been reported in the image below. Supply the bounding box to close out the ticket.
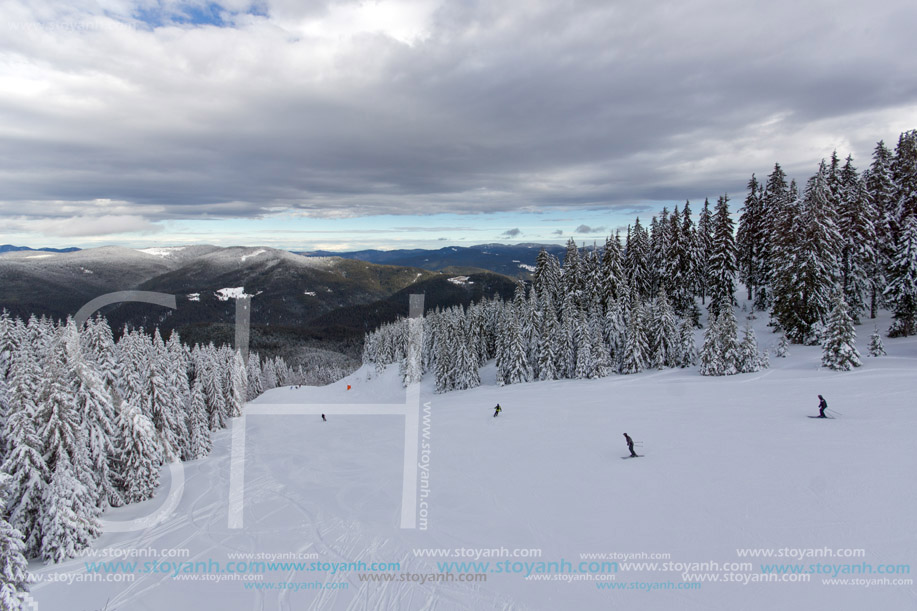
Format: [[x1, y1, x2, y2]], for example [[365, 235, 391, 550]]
[[0, 245, 525, 366], [300, 243, 566, 277], [0, 244, 81, 254]]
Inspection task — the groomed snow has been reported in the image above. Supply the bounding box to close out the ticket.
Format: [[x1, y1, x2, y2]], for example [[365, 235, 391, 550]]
[[240, 249, 266, 262], [29, 314, 917, 611], [448, 276, 473, 286], [215, 287, 251, 301], [139, 247, 187, 257]]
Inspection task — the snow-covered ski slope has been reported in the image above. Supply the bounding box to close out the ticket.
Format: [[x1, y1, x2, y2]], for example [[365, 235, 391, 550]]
[[31, 315, 917, 611]]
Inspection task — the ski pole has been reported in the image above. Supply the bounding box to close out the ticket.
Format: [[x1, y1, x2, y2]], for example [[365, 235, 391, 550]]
[[827, 408, 842, 416]]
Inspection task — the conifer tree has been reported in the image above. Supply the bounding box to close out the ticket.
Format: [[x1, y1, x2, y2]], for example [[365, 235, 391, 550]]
[[837, 155, 877, 322], [737, 174, 767, 303], [707, 194, 738, 316], [867, 326, 886, 357], [772, 161, 841, 343], [624, 219, 652, 299], [676, 318, 697, 368], [698, 313, 723, 376], [821, 293, 861, 371], [0, 472, 32, 611], [1, 353, 47, 556], [229, 351, 247, 418], [112, 397, 162, 504], [737, 323, 762, 373], [884, 214, 917, 336], [536, 293, 559, 381], [695, 199, 714, 303], [619, 297, 647, 375], [187, 378, 212, 459], [39, 454, 101, 563], [775, 334, 789, 358]]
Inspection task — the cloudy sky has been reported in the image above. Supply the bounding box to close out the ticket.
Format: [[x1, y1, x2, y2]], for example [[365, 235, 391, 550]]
[[2, 0, 916, 251]]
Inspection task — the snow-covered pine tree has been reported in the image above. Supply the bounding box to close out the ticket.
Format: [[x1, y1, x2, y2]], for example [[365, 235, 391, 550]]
[[603, 297, 627, 365], [866, 139, 897, 317], [574, 323, 595, 380], [39, 453, 101, 563], [893, 130, 917, 233], [737, 174, 768, 304], [695, 199, 714, 304], [246, 352, 263, 401], [1, 350, 48, 556], [821, 293, 861, 371], [80, 315, 119, 389], [648, 288, 679, 369], [500, 316, 533, 385], [867, 326, 886, 357], [619, 296, 647, 375], [112, 396, 162, 504], [260, 357, 278, 391], [737, 322, 761, 374], [676, 317, 697, 368], [0, 310, 16, 382], [37, 326, 102, 561], [698, 312, 723, 376], [601, 232, 625, 306], [707, 194, 738, 316], [0, 472, 32, 609], [400, 317, 424, 387], [588, 307, 612, 378], [762, 163, 790, 298], [453, 319, 481, 391], [535, 292, 559, 381], [775, 334, 789, 358], [771, 161, 842, 343], [533, 248, 561, 308], [165, 332, 193, 460], [229, 351, 247, 418], [665, 205, 694, 318], [557, 292, 578, 379], [144, 329, 184, 462], [837, 155, 877, 322], [71, 345, 120, 509], [648, 208, 670, 296], [884, 214, 917, 336], [187, 378, 212, 459], [717, 307, 739, 375], [562, 238, 584, 307], [115, 328, 149, 407], [624, 219, 652, 300]]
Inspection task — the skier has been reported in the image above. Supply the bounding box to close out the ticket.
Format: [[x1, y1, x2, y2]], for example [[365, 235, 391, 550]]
[[322, 413, 327, 422], [817, 395, 828, 418], [493, 404, 502, 418], [623, 433, 638, 458]]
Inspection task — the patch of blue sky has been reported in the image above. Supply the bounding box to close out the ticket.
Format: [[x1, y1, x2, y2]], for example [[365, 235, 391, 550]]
[[133, 1, 266, 29]]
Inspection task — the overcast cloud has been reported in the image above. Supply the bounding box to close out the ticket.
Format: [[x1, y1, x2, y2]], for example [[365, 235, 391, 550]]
[[2, 0, 916, 242]]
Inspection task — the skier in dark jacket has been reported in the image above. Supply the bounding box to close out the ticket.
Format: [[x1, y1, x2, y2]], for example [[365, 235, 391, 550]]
[[493, 404, 502, 418], [322, 413, 327, 422], [817, 395, 828, 418], [623, 433, 638, 457]]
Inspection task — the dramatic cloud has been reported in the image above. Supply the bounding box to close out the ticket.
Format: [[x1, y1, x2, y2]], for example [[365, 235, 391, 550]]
[[2, 0, 916, 242]]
